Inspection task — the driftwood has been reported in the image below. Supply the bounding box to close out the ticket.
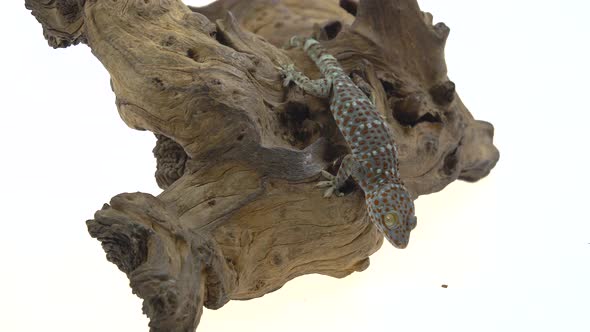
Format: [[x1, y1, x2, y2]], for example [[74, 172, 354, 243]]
[[25, 0, 499, 331]]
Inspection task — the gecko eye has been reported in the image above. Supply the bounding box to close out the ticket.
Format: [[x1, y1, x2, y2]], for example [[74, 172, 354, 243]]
[[384, 213, 400, 229]]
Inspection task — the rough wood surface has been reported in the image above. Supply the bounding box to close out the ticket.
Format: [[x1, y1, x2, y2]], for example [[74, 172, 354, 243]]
[[25, 0, 499, 331]]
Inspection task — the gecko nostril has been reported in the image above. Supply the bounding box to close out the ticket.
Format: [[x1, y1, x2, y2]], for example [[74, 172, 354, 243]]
[[410, 217, 418, 230]]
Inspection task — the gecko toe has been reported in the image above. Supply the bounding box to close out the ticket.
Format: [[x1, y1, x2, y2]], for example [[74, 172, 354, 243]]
[[323, 187, 334, 198], [320, 170, 335, 180], [316, 181, 333, 188]]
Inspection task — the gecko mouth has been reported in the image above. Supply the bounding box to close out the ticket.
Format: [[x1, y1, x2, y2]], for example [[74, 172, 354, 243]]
[[393, 240, 408, 249]]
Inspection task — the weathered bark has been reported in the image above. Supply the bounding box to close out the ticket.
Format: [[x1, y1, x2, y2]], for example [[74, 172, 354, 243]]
[[25, 0, 499, 331]]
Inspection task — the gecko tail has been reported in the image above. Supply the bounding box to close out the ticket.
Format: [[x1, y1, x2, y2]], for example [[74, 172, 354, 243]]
[[287, 36, 341, 78]]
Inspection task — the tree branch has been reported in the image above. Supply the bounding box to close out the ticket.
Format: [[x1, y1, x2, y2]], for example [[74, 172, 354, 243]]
[[26, 0, 499, 330]]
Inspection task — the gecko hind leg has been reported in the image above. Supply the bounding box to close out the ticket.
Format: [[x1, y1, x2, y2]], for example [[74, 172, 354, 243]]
[[351, 72, 373, 99], [316, 154, 363, 198], [316, 170, 343, 198]]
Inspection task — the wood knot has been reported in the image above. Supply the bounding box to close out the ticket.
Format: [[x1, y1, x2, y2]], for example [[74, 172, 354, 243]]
[[339, 0, 358, 16], [430, 80, 455, 105], [433, 22, 450, 42], [394, 93, 443, 127], [322, 21, 342, 40]]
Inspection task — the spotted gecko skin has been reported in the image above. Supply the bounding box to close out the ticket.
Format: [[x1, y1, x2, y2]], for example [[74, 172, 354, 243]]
[[280, 36, 417, 249]]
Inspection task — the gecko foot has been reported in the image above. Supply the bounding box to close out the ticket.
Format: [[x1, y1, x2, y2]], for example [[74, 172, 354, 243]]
[[277, 64, 296, 87], [315, 170, 344, 198]]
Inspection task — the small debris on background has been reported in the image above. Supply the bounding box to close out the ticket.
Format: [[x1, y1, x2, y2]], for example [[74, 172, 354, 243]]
[[441, 284, 448, 288]]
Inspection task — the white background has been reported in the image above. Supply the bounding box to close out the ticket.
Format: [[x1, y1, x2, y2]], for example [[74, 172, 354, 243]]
[[1, 0, 589, 331]]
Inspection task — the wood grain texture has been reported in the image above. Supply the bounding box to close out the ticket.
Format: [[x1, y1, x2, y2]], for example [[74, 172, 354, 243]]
[[26, 0, 499, 330]]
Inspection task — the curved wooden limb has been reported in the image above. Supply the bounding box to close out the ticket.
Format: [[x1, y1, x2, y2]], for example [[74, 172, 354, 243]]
[[87, 193, 236, 331], [26, 0, 499, 331]]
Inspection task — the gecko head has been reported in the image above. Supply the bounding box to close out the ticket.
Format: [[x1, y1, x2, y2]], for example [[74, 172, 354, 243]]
[[367, 183, 417, 249]]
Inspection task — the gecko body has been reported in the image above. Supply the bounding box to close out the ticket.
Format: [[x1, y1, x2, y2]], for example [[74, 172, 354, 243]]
[[280, 36, 417, 249]]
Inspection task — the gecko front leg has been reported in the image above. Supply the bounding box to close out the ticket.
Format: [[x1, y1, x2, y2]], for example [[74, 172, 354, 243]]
[[317, 154, 364, 198]]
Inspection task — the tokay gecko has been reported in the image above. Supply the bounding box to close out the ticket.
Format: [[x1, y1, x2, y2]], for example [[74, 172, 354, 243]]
[[279, 36, 417, 249]]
